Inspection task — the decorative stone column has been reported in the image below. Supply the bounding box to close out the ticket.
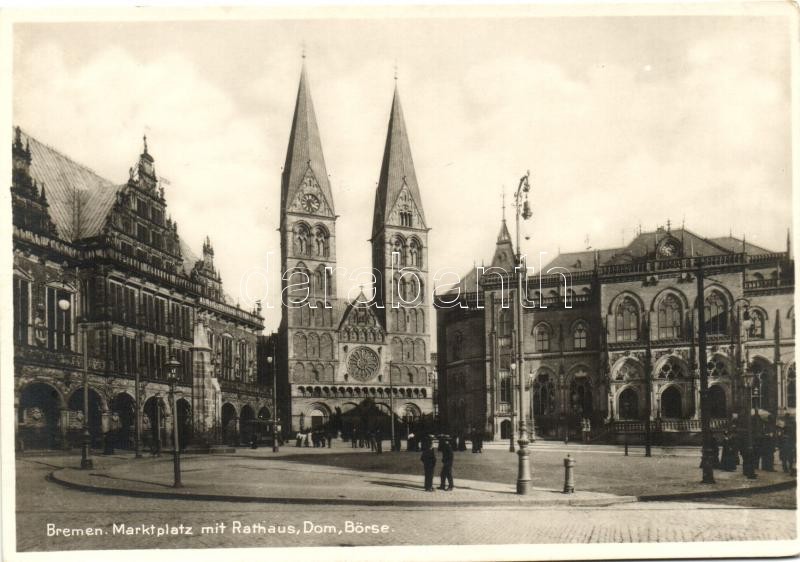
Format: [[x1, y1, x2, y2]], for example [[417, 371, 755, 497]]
[[191, 320, 220, 445], [59, 408, 70, 449]]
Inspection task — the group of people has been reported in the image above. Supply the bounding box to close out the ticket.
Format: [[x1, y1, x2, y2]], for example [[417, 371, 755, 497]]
[[294, 430, 334, 448], [713, 419, 796, 475], [420, 435, 456, 492], [349, 429, 385, 453]]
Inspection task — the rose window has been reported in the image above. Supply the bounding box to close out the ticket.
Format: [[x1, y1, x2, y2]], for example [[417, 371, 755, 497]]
[[707, 359, 729, 378], [659, 361, 684, 380], [347, 346, 380, 382]]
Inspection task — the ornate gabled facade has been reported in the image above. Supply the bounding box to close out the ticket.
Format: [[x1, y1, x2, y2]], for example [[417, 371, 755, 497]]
[[11, 127, 267, 452], [278, 66, 433, 434], [436, 222, 795, 443]]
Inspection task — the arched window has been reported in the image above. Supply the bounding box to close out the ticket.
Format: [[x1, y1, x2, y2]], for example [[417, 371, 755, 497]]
[[657, 294, 682, 339], [391, 236, 405, 266], [573, 323, 588, 350], [704, 291, 728, 335], [535, 324, 551, 352], [293, 223, 311, 256], [619, 388, 639, 419], [661, 386, 682, 418], [787, 364, 796, 409], [409, 238, 423, 268], [400, 209, 412, 227], [314, 269, 324, 295], [748, 309, 765, 339], [615, 297, 639, 342], [569, 376, 592, 416], [314, 226, 329, 257], [709, 385, 726, 418], [532, 373, 556, 416]]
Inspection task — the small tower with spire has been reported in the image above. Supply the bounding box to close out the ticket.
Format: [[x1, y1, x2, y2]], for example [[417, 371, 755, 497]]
[[136, 134, 158, 191]]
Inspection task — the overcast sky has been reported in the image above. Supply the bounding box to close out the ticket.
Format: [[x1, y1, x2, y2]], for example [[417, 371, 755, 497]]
[[12, 12, 793, 334]]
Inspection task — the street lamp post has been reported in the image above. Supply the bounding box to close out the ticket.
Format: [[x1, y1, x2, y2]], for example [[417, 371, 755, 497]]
[[512, 171, 533, 495], [741, 368, 757, 479], [165, 353, 182, 488], [732, 300, 756, 479], [389, 360, 396, 451], [58, 267, 93, 470], [266, 338, 279, 453], [134, 326, 144, 459], [696, 263, 716, 484], [509, 363, 517, 453]]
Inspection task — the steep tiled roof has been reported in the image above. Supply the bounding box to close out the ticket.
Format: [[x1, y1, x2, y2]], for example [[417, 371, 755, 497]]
[[281, 64, 335, 215], [21, 129, 121, 242], [372, 86, 426, 238], [543, 228, 778, 272], [708, 236, 772, 255]]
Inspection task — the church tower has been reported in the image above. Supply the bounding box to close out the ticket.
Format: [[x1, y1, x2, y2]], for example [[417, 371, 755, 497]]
[[371, 84, 431, 389], [280, 61, 339, 430]]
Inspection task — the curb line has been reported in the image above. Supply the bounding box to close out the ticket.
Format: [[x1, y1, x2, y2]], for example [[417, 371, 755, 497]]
[[638, 478, 797, 502], [47, 470, 634, 508]]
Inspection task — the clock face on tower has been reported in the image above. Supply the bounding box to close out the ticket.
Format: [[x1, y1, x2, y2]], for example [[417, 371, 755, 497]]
[[301, 193, 321, 213], [659, 241, 678, 257]]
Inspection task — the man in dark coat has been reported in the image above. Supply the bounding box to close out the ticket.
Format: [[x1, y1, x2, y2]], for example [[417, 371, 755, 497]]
[[439, 438, 454, 491], [420, 437, 436, 491], [720, 431, 737, 471]]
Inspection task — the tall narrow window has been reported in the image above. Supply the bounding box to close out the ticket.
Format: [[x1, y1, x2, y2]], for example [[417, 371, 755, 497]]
[[533, 374, 556, 416], [500, 373, 512, 403], [13, 277, 30, 345], [46, 287, 72, 351], [788, 364, 796, 409], [748, 309, 765, 339], [535, 324, 551, 352], [657, 294, 682, 339], [615, 297, 639, 342], [222, 336, 233, 380], [498, 308, 513, 339], [573, 323, 588, 350], [704, 291, 728, 335]]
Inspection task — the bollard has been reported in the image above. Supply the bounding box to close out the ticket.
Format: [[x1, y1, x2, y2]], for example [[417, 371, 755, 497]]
[[563, 454, 575, 494]]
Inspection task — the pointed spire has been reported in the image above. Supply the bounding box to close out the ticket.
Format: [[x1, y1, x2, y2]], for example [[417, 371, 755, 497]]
[[371, 83, 426, 237], [281, 62, 334, 215], [496, 218, 512, 245], [143, 134, 148, 155]]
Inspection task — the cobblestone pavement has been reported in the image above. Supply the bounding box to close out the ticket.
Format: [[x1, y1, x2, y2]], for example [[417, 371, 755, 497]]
[[11, 457, 797, 554]]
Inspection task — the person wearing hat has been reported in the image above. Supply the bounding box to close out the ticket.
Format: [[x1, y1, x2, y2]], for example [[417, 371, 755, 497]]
[[420, 436, 437, 491], [438, 436, 454, 491]]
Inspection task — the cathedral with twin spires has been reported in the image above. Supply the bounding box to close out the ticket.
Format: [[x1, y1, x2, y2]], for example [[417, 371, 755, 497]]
[[277, 62, 433, 433]]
